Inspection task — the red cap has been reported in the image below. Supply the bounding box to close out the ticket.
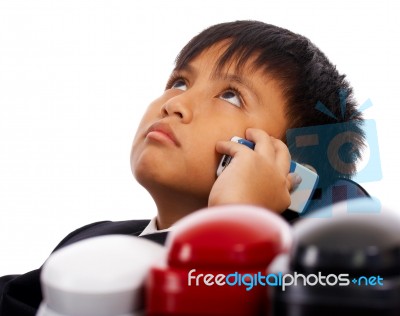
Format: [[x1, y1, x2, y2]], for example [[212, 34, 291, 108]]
[[146, 205, 292, 315]]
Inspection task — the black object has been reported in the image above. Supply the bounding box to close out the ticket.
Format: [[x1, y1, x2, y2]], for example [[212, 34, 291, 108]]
[[270, 197, 400, 316]]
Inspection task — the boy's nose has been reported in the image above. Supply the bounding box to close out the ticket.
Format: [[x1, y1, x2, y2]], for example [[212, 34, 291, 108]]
[[161, 95, 193, 123]]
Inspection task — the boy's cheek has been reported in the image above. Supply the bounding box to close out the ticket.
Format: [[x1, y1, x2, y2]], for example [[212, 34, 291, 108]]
[[134, 97, 165, 129]]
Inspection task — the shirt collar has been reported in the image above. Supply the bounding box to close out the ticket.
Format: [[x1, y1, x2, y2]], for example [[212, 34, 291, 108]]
[[139, 217, 174, 236]]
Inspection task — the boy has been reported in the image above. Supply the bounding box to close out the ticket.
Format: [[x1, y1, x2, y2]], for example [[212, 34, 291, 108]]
[[0, 20, 365, 315], [131, 20, 365, 230]]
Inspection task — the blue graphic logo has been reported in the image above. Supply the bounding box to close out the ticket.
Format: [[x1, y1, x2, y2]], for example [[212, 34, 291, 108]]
[[286, 90, 382, 216]]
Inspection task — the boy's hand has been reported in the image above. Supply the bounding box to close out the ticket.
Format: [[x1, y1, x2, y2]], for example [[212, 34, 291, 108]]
[[209, 128, 295, 213]]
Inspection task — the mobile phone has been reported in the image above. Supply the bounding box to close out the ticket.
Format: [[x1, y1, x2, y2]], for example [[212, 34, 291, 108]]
[[216, 136, 319, 214]]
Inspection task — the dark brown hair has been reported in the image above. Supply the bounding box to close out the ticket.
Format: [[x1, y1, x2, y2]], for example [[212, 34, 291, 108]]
[[174, 20, 365, 187]]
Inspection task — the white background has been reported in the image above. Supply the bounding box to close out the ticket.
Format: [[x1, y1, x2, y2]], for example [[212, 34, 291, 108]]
[[1, 0, 399, 275]]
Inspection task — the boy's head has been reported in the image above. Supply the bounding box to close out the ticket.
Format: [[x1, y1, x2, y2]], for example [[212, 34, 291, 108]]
[[131, 20, 365, 212], [131, 40, 287, 210], [173, 20, 365, 187]]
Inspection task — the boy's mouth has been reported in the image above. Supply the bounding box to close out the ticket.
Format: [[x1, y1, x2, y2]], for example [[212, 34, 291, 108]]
[[146, 122, 181, 147]]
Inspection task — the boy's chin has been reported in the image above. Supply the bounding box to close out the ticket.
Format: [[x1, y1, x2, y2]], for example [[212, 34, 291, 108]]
[[133, 165, 213, 198], [132, 163, 178, 189]]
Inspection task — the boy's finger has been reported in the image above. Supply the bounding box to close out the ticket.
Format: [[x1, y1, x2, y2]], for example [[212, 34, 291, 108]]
[[215, 140, 254, 157], [287, 173, 302, 192], [271, 137, 291, 173], [245, 128, 275, 159]]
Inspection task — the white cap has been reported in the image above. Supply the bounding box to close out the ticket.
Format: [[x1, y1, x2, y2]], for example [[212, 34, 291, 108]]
[[37, 235, 166, 316]]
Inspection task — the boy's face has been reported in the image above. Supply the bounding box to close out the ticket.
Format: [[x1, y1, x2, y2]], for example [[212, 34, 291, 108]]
[[130, 43, 288, 203]]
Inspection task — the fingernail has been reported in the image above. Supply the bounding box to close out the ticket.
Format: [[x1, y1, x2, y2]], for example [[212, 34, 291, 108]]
[[292, 173, 302, 188]]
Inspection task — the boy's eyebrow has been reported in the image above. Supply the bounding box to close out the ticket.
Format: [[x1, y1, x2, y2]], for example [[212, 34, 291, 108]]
[[214, 72, 257, 92], [174, 63, 195, 75], [176, 64, 258, 96]]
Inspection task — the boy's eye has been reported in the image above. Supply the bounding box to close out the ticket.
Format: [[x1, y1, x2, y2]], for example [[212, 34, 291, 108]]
[[171, 79, 187, 91], [219, 90, 242, 107]]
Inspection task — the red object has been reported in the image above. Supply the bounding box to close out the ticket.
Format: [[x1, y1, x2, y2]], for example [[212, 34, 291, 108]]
[[146, 205, 292, 315]]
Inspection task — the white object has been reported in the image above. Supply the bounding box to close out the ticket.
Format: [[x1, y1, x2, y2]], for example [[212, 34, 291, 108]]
[[288, 162, 319, 213], [37, 235, 166, 316]]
